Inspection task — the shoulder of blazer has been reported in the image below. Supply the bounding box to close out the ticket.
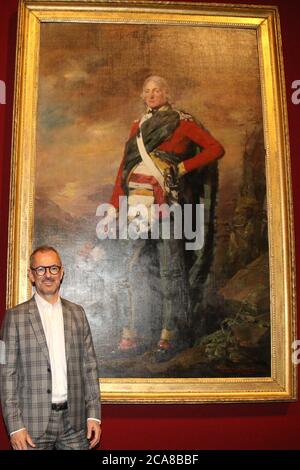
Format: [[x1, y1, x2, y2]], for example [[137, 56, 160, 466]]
[[60, 297, 84, 313], [7, 296, 35, 315]]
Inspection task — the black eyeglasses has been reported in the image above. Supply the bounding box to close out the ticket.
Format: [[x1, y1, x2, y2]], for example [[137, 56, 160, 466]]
[[30, 265, 62, 276]]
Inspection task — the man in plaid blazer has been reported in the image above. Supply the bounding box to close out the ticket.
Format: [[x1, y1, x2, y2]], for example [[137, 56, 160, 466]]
[[0, 246, 101, 450]]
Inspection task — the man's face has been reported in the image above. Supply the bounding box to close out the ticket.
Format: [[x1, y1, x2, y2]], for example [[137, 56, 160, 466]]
[[28, 250, 64, 300], [142, 80, 168, 109]]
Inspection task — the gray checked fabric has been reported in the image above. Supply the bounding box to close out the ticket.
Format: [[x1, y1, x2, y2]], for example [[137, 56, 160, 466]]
[[0, 297, 101, 439], [30, 408, 89, 450]]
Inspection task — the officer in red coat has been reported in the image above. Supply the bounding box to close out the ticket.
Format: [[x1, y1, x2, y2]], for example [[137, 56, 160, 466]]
[[109, 75, 224, 361]]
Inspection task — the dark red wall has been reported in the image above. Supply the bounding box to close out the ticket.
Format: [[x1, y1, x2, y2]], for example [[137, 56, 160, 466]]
[[1, 0, 300, 450]]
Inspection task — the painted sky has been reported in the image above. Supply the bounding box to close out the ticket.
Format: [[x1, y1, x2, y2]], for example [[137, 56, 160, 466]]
[[36, 23, 262, 218]]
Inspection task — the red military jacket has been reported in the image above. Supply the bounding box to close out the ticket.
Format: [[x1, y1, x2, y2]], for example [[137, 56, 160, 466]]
[[110, 110, 224, 209]]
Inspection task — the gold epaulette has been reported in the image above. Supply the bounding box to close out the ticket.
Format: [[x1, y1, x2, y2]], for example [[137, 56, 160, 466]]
[[175, 109, 194, 122]]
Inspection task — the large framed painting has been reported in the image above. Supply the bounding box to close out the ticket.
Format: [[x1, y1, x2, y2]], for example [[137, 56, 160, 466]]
[[7, 0, 296, 402]]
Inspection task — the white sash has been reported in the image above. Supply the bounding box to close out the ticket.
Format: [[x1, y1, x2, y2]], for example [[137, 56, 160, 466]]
[[136, 114, 165, 190]]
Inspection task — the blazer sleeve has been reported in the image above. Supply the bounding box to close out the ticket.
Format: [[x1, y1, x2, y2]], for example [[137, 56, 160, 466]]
[[80, 307, 101, 421], [180, 119, 225, 173], [0, 309, 25, 434]]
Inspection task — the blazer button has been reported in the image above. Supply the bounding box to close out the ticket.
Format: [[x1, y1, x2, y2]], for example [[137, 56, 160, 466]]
[[47, 389, 51, 394], [47, 367, 51, 373]]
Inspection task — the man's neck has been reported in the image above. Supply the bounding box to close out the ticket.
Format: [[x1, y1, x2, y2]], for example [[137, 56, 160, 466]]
[[36, 291, 60, 305], [147, 103, 170, 113]]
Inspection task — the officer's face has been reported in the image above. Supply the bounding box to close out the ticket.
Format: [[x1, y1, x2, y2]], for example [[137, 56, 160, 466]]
[[28, 250, 64, 301], [142, 80, 168, 109]]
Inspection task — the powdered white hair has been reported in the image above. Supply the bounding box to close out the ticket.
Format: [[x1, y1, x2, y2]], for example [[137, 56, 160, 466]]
[[141, 75, 171, 102]]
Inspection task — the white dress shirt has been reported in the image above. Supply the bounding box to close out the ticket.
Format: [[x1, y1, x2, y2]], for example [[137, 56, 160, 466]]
[[35, 293, 68, 403]]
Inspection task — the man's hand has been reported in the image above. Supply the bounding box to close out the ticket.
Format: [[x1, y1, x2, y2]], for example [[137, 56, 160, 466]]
[[164, 164, 181, 204], [10, 429, 36, 450], [87, 420, 102, 449]]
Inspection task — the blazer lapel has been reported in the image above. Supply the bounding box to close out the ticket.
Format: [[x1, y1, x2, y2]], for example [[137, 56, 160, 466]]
[[61, 298, 73, 363], [28, 296, 50, 365]]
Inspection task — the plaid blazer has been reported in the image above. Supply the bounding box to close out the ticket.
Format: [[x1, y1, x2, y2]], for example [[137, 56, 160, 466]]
[[0, 296, 101, 438]]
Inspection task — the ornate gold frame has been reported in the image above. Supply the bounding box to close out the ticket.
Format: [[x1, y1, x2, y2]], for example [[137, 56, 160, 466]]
[[7, 0, 296, 403]]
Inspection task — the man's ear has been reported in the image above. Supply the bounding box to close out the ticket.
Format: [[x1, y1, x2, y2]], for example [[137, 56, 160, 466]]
[[27, 268, 35, 285]]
